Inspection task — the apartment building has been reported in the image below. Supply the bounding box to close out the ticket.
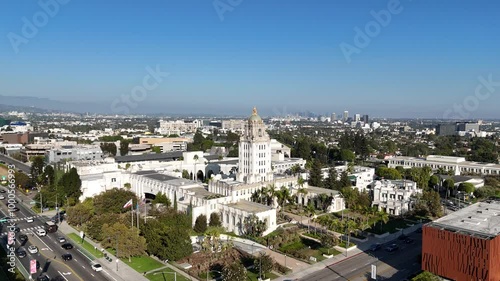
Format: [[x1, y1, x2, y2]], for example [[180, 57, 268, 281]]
[[156, 120, 201, 135], [371, 179, 421, 215]]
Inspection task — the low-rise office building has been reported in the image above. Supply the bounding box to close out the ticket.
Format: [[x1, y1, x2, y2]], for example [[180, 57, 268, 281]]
[[422, 200, 500, 281], [388, 155, 500, 176]]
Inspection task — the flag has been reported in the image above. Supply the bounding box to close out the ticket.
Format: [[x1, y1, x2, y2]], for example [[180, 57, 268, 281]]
[[123, 199, 133, 209]]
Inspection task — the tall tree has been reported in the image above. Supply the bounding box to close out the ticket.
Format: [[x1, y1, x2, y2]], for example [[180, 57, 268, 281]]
[[194, 214, 208, 233], [152, 192, 171, 207], [93, 188, 137, 215], [324, 167, 338, 190], [119, 140, 129, 156], [209, 212, 222, 227], [102, 222, 146, 261], [173, 192, 178, 211], [253, 253, 274, 279], [41, 165, 55, 186], [30, 156, 46, 185], [308, 160, 323, 187]]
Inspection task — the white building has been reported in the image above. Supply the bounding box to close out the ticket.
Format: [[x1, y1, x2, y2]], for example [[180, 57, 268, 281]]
[[371, 180, 422, 215], [236, 108, 273, 184], [73, 108, 344, 237], [388, 155, 500, 176], [156, 120, 201, 135], [334, 165, 375, 192], [46, 145, 103, 164], [221, 119, 246, 133]]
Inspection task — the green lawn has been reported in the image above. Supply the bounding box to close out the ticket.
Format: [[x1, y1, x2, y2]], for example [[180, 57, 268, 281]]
[[280, 237, 341, 263], [247, 270, 279, 281], [338, 241, 356, 248], [145, 269, 190, 281], [67, 233, 103, 259], [106, 249, 165, 273]]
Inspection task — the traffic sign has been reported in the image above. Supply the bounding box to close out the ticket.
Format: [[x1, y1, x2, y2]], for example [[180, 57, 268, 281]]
[[30, 259, 37, 274]]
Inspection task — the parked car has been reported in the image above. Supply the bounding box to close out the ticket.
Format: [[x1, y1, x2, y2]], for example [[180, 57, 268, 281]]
[[58, 237, 66, 243], [91, 263, 103, 272], [385, 244, 399, 252], [62, 254, 73, 261], [369, 243, 381, 252], [61, 243, 73, 250], [28, 245, 38, 254], [404, 238, 415, 244]]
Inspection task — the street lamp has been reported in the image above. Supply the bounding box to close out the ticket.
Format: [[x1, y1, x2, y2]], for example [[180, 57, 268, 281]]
[[153, 271, 177, 281], [108, 235, 120, 272]]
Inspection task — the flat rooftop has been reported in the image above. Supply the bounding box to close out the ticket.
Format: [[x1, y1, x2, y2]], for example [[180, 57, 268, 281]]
[[307, 185, 341, 196], [225, 200, 273, 213], [390, 156, 500, 169], [427, 200, 500, 238]]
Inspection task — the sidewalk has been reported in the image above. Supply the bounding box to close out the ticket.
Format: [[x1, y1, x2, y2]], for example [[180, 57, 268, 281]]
[[57, 221, 149, 281], [16, 190, 149, 281]]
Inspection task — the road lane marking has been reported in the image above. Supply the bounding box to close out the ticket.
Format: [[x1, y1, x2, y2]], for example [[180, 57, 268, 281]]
[[77, 249, 93, 262], [31, 230, 53, 252], [57, 271, 69, 281], [91, 273, 95, 277], [37, 249, 84, 281]]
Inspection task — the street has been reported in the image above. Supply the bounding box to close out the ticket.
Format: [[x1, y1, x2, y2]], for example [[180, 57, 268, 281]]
[[0, 185, 110, 281], [299, 232, 422, 281]]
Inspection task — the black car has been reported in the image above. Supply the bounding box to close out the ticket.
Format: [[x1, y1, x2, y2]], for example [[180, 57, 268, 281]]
[[16, 250, 26, 258], [18, 234, 28, 242], [62, 254, 72, 261], [11, 207, 19, 212], [14, 227, 20, 233], [0, 189, 5, 193], [36, 275, 49, 281], [61, 243, 73, 250], [398, 234, 408, 240], [369, 243, 381, 251], [385, 244, 399, 252], [404, 238, 415, 244]]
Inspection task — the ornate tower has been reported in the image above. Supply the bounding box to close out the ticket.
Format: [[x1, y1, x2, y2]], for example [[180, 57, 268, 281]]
[[237, 107, 273, 184]]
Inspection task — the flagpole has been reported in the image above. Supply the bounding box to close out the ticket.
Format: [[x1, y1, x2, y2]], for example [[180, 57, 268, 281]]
[[144, 199, 147, 224], [131, 198, 134, 229], [137, 201, 139, 230]]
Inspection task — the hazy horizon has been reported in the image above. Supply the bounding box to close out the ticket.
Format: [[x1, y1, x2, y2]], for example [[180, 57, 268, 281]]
[[1, 0, 499, 118]]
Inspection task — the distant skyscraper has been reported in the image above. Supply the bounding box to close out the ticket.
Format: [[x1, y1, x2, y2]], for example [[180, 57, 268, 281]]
[[331, 113, 336, 122], [362, 115, 369, 123], [343, 111, 349, 122], [355, 114, 361, 122]]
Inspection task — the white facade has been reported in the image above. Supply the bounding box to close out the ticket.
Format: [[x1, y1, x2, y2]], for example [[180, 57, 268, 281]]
[[371, 180, 422, 215], [156, 119, 201, 135], [237, 108, 273, 184], [46, 145, 103, 164], [388, 155, 500, 176]]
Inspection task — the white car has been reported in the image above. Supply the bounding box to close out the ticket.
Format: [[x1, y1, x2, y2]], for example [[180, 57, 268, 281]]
[[28, 245, 38, 254], [0, 195, 5, 200], [58, 237, 66, 243], [91, 263, 103, 272], [36, 229, 47, 237], [26, 217, 34, 223]]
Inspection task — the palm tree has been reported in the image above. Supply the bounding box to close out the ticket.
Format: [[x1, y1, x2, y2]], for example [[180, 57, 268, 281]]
[[267, 184, 277, 207], [277, 187, 291, 213], [193, 154, 199, 181], [376, 211, 389, 232], [306, 202, 316, 233]]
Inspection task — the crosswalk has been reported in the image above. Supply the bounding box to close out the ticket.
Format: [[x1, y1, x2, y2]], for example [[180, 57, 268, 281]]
[[0, 225, 45, 236], [2, 215, 42, 223]]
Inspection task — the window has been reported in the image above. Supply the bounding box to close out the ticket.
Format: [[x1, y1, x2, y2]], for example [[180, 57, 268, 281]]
[[111, 178, 116, 183]]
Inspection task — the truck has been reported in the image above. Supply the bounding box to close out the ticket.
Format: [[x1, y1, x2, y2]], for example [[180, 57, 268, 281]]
[[44, 221, 58, 233]]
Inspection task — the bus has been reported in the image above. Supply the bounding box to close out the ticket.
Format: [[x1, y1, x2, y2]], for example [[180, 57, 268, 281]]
[[44, 221, 58, 233]]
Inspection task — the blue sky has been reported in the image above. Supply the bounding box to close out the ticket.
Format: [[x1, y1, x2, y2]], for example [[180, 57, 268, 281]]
[[1, 0, 499, 117]]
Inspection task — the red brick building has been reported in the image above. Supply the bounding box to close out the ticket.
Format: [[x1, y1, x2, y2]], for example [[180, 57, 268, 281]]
[[422, 201, 500, 281]]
